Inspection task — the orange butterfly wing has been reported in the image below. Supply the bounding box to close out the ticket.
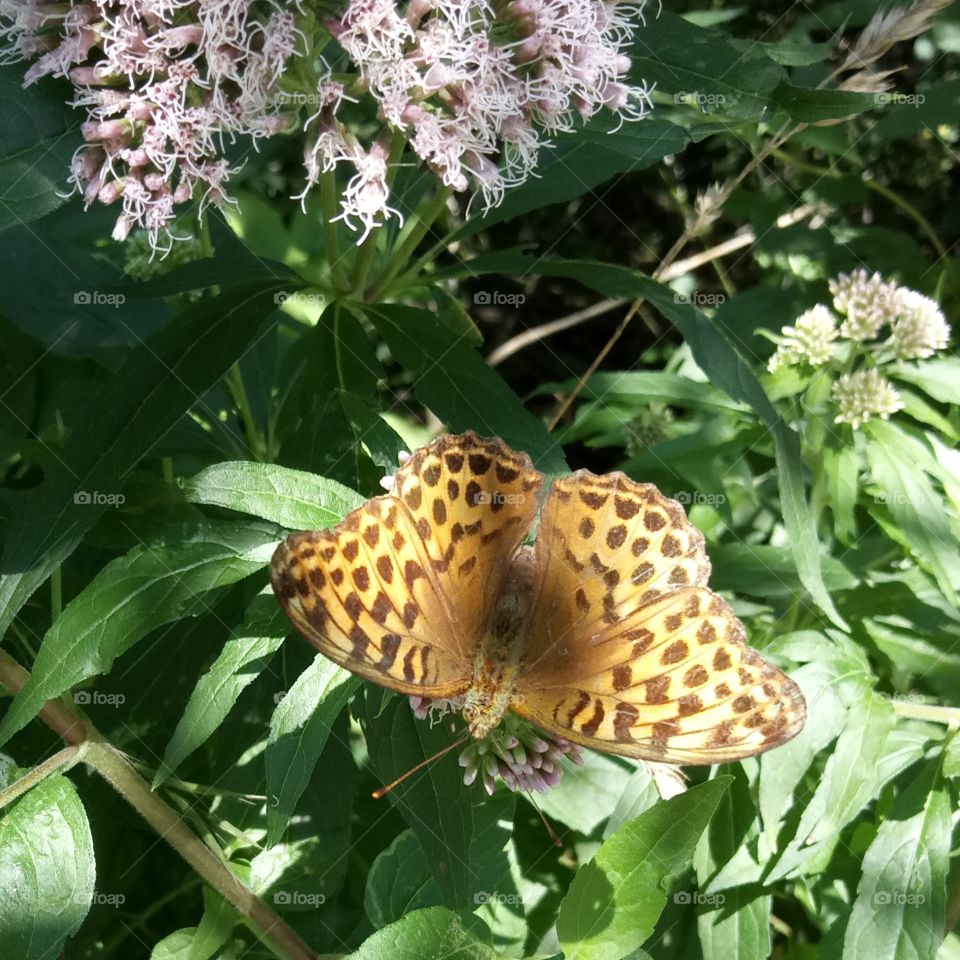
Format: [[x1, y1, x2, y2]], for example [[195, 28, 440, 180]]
[[271, 433, 543, 697], [512, 471, 806, 763]]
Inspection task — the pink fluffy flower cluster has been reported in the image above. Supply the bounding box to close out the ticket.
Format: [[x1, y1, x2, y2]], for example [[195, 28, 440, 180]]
[[0, 0, 302, 251], [308, 0, 652, 238], [1, 0, 652, 250]]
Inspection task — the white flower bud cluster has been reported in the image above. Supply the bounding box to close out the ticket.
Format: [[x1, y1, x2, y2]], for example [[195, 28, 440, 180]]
[[767, 269, 951, 430]]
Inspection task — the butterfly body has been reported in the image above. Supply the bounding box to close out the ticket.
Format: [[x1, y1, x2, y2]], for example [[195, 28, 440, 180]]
[[271, 432, 806, 767]]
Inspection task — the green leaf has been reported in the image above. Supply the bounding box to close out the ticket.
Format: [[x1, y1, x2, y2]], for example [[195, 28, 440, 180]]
[[695, 769, 771, 960], [265, 653, 361, 845], [456, 120, 689, 235], [364, 303, 567, 474], [770, 83, 876, 122], [709, 543, 857, 598], [189, 886, 236, 960], [557, 778, 731, 960], [150, 929, 200, 960], [824, 445, 860, 544], [537, 751, 634, 834], [866, 420, 959, 604], [943, 736, 960, 780], [0, 769, 95, 960], [766, 693, 920, 883], [536, 371, 748, 413], [181, 461, 363, 531], [365, 829, 442, 929], [0, 282, 283, 641], [156, 589, 288, 787], [891, 358, 960, 406], [0, 520, 278, 747], [842, 763, 950, 960], [0, 68, 79, 230], [348, 907, 495, 960], [360, 692, 515, 910], [629, 11, 784, 119]]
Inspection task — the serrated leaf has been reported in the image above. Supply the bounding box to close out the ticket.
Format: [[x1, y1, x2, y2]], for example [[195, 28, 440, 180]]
[[842, 763, 950, 960], [695, 769, 771, 960], [265, 654, 360, 845], [766, 693, 916, 883], [364, 829, 442, 929], [771, 83, 876, 122], [181, 461, 363, 531], [0, 68, 80, 230], [0, 770, 95, 960], [0, 282, 283, 641], [150, 929, 200, 960], [348, 907, 495, 960], [824, 445, 860, 544], [156, 589, 288, 787], [0, 521, 278, 747], [866, 421, 959, 604], [537, 751, 634, 835], [359, 693, 520, 914], [557, 778, 731, 960], [629, 10, 783, 119], [891, 358, 960, 406]]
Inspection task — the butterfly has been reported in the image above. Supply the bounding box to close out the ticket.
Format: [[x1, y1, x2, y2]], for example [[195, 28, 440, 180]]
[[270, 432, 805, 765]]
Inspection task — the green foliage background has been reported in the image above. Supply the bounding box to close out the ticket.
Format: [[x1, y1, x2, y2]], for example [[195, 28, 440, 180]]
[[1, 1, 959, 959]]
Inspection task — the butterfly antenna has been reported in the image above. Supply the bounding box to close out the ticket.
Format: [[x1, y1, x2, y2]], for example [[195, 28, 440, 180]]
[[372, 732, 471, 799], [526, 792, 564, 848]]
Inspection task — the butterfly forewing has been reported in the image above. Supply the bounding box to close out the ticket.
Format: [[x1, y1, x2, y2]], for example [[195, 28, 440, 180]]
[[271, 432, 543, 697], [512, 471, 805, 763], [389, 431, 543, 653]]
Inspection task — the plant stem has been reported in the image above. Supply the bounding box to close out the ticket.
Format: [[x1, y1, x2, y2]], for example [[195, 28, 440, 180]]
[[227, 364, 265, 462], [0, 650, 316, 960], [890, 701, 960, 725], [321, 169, 351, 294], [366, 187, 452, 302], [0, 651, 88, 745], [86, 743, 316, 960], [0, 744, 84, 808]]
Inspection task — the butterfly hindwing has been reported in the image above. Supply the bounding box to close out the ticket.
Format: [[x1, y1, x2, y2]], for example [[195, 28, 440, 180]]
[[512, 472, 805, 763]]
